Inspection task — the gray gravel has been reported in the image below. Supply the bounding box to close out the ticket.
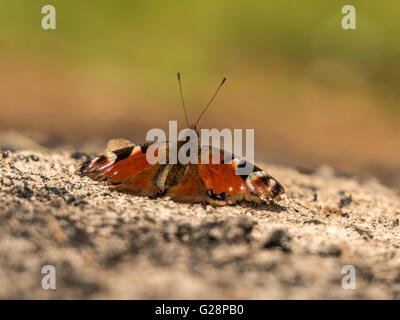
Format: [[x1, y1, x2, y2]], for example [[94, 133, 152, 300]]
[[0, 150, 400, 299]]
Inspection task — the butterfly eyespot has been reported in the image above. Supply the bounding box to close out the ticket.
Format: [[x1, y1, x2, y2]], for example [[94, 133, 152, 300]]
[[207, 189, 226, 201]]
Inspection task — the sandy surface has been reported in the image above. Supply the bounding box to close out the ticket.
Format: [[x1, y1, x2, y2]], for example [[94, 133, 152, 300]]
[[0, 150, 400, 299]]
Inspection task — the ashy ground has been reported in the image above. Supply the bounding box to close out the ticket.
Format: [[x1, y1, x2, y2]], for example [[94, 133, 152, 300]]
[[0, 150, 399, 299]]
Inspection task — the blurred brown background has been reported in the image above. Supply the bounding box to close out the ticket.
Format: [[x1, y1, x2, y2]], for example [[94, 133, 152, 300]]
[[0, 0, 399, 188]]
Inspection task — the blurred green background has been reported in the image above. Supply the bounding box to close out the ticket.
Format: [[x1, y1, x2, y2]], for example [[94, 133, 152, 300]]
[[0, 0, 399, 187]]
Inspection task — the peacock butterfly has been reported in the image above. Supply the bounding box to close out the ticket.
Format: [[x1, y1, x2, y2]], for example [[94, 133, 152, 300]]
[[78, 73, 285, 206]]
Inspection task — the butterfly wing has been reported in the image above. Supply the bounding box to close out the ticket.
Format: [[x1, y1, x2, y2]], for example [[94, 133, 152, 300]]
[[198, 147, 284, 205], [78, 141, 167, 197]]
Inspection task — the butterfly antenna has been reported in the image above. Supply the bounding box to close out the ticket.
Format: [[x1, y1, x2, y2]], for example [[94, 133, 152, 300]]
[[177, 72, 190, 128], [194, 77, 226, 127]]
